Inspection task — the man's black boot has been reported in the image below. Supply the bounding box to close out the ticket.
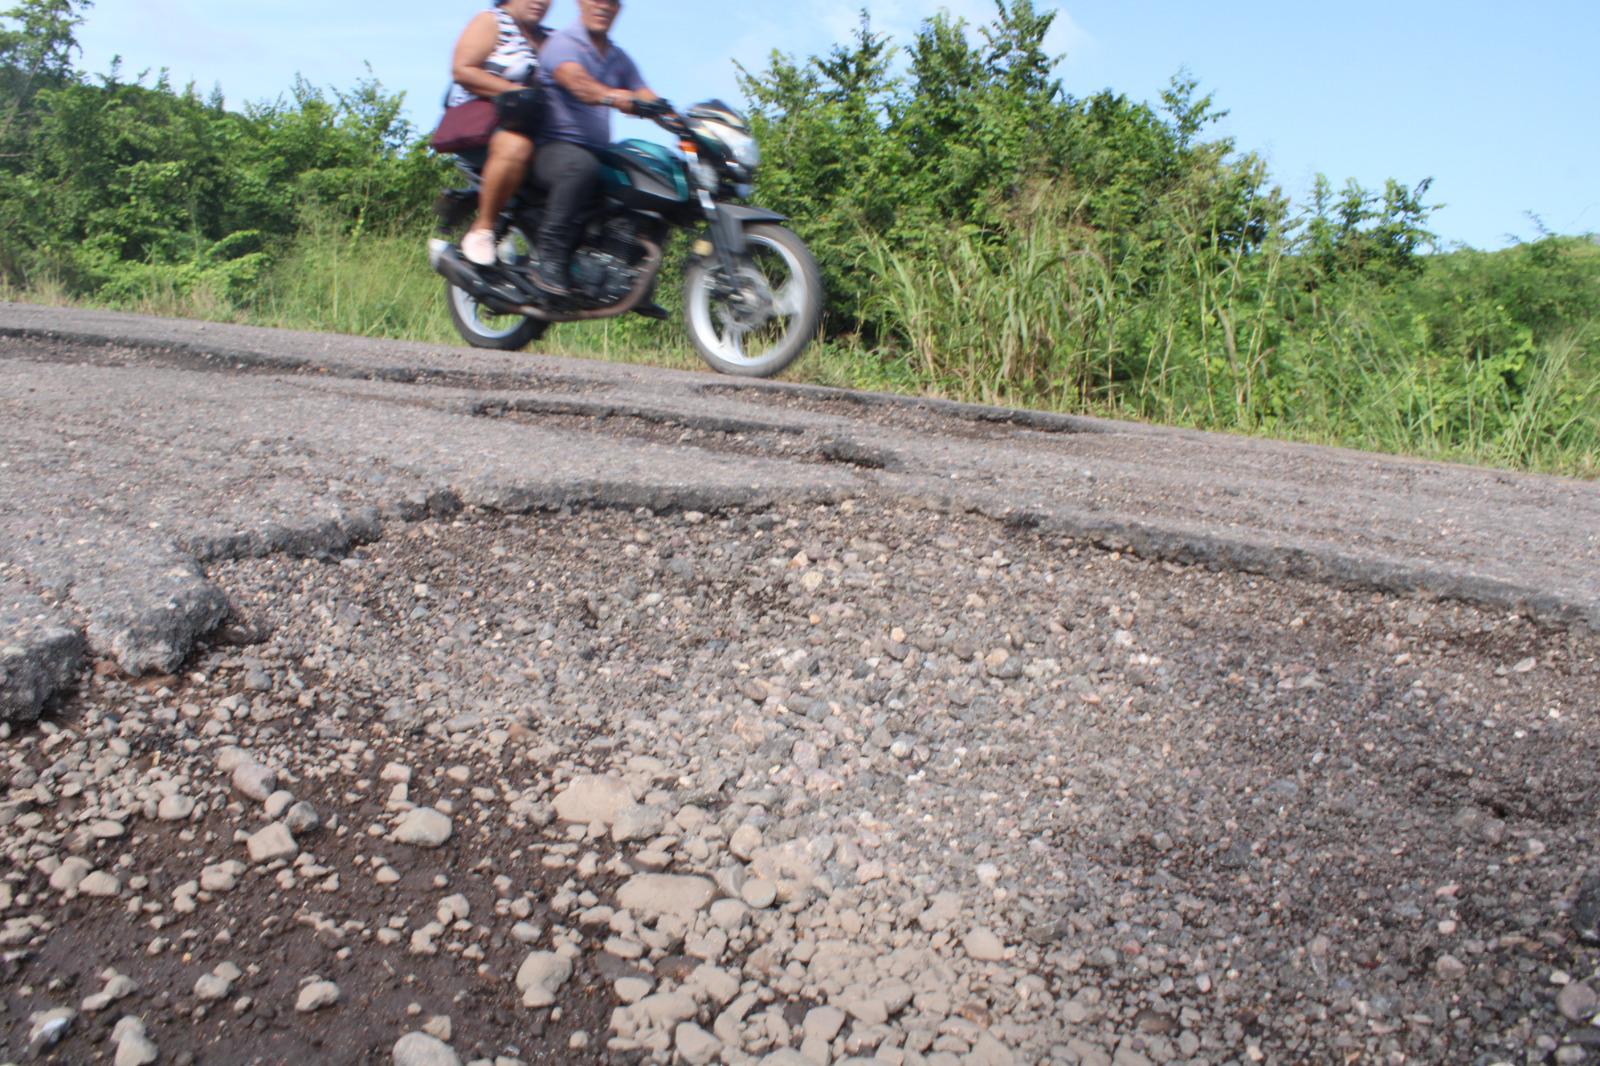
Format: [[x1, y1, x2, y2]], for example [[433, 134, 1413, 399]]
[[533, 229, 573, 298], [532, 254, 571, 298]]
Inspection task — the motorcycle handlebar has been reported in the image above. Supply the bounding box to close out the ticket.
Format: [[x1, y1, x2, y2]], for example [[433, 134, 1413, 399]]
[[634, 97, 687, 134]]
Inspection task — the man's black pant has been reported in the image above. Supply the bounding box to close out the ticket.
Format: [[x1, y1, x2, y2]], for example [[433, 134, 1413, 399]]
[[532, 140, 600, 269]]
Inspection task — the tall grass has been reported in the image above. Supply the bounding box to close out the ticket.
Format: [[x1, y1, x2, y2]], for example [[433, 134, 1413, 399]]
[[7, 207, 1595, 479], [861, 185, 1600, 477]]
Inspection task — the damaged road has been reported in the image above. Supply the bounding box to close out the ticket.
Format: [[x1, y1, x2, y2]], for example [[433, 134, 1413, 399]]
[[0, 303, 1598, 1066]]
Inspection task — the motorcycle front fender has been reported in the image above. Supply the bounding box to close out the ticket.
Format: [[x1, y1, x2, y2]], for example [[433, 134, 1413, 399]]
[[705, 203, 788, 259]]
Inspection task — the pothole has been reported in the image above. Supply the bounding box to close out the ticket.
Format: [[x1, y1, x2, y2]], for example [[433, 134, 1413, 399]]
[[697, 382, 1103, 442], [0, 333, 610, 395], [478, 399, 900, 471]]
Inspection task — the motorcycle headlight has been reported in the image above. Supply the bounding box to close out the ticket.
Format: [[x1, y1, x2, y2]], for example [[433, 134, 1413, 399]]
[[709, 122, 760, 170]]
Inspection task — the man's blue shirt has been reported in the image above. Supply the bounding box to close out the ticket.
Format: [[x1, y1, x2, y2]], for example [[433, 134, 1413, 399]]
[[538, 23, 645, 150]]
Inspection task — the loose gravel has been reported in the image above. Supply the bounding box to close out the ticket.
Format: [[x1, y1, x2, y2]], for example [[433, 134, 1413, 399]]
[[3, 500, 1597, 1064]]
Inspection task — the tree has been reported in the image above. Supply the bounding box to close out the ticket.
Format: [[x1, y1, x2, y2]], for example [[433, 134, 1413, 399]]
[[0, 0, 90, 147]]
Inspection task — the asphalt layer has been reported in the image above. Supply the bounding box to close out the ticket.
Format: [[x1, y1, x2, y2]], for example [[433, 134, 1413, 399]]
[[2, 302, 1596, 722]]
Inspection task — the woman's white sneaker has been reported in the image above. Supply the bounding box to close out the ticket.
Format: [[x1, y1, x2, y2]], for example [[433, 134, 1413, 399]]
[[462, 230, 498, 267]]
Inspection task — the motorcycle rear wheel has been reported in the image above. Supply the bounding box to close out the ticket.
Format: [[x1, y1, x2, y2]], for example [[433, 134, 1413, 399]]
[[445, 227, 549, 351], [684, 223, 822, 378]]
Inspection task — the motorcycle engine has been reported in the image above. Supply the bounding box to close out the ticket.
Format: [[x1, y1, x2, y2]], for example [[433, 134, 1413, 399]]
[[570, 217, 648, 306]]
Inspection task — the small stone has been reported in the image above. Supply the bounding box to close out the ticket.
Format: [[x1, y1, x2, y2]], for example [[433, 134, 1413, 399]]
[[553, 774, 633, 826], [963, 927, 1005, 962], [730, 824, 763, 860], [112, 1015, 158, 1066], [393, 1031, 463, 1066], [394, 807, 453, 847], [246, 822, 298, 863], [296, 979, 341, 1012], [233, 762, 278, 802], [690, 964, 741, 1006], [840, 993, 888, 1025], [200, 861, 243, 892], [612, 803, 667, 843], [81, 972, 138, 1013], [28, 1007, 75, 1052], [157, 794, 196, 821], [50, 857, 93, 893], [709, 898, 749, 930], [516, 951, 573, 1008], [615, 977, 653, 1003], [264, 790, 295, 818], [1435, 954, 1468, 980], [804, 1005, 847, 1043], [675, 1022, 722, 1065], [78, 871, 121, 897], [617, 873, 717, 918], [740, 879, 778, 909], [1557, 981, 1598, 1022], [285, 801, 321, 833], [195, 962, 242, 1001], [639, 992, 698, 1028]]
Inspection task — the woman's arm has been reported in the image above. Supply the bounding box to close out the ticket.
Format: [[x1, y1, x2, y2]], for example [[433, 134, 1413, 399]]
[[451, 12, 526, 99]]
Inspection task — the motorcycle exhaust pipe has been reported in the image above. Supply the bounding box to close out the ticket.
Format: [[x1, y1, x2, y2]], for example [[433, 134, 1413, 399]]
[[428, 239, 524, 314]]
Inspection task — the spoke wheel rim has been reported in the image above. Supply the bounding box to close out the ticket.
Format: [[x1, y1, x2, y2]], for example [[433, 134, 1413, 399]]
[[688, 232, 808, 368]]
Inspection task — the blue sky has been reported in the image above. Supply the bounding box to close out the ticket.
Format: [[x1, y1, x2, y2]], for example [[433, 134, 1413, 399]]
[[75, 0, 1599, 248]]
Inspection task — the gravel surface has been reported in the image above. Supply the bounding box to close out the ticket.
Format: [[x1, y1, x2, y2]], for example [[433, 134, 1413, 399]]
[[2, 503, 1597, 1064], [2, 306, 1599, 1064]]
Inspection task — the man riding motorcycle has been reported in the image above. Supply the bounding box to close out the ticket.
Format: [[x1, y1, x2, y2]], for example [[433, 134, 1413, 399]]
[[532, 0, 661, 308]]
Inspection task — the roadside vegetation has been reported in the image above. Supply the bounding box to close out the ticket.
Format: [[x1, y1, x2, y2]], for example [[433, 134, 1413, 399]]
[[3, 0, 1596, 476]]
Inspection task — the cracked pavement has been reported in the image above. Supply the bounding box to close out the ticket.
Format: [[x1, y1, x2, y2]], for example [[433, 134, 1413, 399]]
[[2, 300, 1598, 719]]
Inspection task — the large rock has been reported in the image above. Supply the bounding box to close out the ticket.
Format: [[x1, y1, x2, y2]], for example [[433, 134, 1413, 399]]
[[296, 980, 341, 1012], [393, 807, 453, 847], [111, 1016, 158, 1066], [515, 951, 572, 1008], [612, 803, 668, 843], [232, 761, 278, 802], [617, 874, 717, 918], [74, 553, 228, 675], [675, 1022, 722, 1065], [553, 774, 633, 826], [0, 588, 83, 722], [246, 822, 298, 863], [963, 927, 1005, 962], [393, 1031, 462, 1066], [49, 857, 93, 894]]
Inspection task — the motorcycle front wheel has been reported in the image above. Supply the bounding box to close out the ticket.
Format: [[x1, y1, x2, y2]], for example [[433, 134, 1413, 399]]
[[683, 223, 822, 378], [445, 227, 549, 351]]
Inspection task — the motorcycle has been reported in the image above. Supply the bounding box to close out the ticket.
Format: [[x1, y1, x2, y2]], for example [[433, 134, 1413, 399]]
[[429, 98, 823, 378]]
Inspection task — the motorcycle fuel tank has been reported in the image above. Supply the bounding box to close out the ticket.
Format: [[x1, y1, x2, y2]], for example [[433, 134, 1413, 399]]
[[599, 139, 689, 207]]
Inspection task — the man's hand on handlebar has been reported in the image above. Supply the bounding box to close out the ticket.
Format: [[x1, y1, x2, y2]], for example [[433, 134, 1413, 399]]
[[631, 97, 675, 120]]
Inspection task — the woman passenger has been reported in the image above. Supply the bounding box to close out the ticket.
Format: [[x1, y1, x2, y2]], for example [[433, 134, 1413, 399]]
[[448, 0, 551, 266]]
